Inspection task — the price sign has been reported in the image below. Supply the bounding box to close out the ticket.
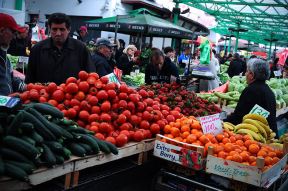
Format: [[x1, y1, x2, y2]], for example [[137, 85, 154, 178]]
[[104, 73, 121, 86], [0, 96, 20, 108], [199, 113, 223, 135], [273, 70, 281, 77], [18, 56, 29, 64], [249, 104, 270, 118]]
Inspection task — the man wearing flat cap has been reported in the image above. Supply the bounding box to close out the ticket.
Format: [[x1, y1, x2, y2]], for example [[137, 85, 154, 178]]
[[92, 38, 117, 77], [0, 13, 26, 95]]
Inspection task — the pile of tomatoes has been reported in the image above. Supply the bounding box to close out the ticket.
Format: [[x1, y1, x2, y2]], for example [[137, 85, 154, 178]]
[[17, 71, 183, 147]]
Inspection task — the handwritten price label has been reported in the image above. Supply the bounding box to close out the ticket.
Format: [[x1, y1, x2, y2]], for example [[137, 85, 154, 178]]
[[249, 104, 270, 118], [199, 113, 222, 135], [104, 73, 120, 86], [0, 96, 20, 108]]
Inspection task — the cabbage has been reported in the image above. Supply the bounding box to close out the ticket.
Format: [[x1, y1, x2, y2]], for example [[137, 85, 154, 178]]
[[282, 94, 288, 105]]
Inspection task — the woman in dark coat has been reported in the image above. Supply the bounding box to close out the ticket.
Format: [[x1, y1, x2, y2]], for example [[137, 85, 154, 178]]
[[117, 45, 138, 75]]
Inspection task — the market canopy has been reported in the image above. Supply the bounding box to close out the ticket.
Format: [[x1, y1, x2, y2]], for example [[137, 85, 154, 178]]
[[86, 8, 206, 39], [178, 0, 288, 46]]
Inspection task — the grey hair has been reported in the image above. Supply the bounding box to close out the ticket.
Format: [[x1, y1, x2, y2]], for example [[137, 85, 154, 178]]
[[247, 58, 270, 80], [95, 44, 107, 52]]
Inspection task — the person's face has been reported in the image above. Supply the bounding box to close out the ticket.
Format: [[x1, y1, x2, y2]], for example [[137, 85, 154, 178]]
[[152, 55, 164, 70], [18, 28, 28, 39], [127, 48, 135, 56], [50, 23, 70, 46], [184, 48, 191, 55], [99, 45, 113, 58], [166, 51, 175, 59], [79, 30, 87, 38], [0, 27, 15, 48], [245, 69, 254, 84]]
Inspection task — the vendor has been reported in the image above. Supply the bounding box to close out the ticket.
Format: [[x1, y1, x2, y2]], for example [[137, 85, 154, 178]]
[[225, 58, 277, 134], [145, 48, 179, 84]]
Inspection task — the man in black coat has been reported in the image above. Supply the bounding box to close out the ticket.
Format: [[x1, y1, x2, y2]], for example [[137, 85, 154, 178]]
[[92, 38, 117, 77], [227, 53, 246, 77], [225, 58, 277, 135], [25, 13, 94, 85]]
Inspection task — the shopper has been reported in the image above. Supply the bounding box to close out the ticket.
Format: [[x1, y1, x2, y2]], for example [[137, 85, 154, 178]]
[[115, 39, 125, 62], [8, 24, 30, 56], [117, 44, 138, 75], [269, 58, 280, 78], [72, 25, 88, 43], [227, 53, 246, 77], [0, 13, 26, 95], [163, 46, 176, 62], [178, 47, 191, 68], [145, 48, 179, 84], [92, 38, 117, 77], [25, 13, 94, 84], [225, 58, 277, 135]]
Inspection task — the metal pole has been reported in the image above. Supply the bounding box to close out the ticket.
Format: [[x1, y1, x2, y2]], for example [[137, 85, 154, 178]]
[[114, 15, 119, 44], [268, 40, 272, 59], [162, 37, 165, 50], [235, 30, 239, 53], [172, 1, 180, 48], [140, 32, 143, 51], [228, 32, 232, 54], [224, 39, 227, 55]]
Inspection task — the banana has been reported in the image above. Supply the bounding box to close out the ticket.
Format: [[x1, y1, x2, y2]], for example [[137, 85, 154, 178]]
[[234, 123, 259, 133], [255, 120, 271, 136], [243, 113, 268, 125], [243, 119, 268, 139], [269, 143, 283, 150], [236, 129, 261, 141], [224, 122, 236, 129], [269, 132, 276, 139], [223, 122, 235, 131], [257, 133, 266, 143]]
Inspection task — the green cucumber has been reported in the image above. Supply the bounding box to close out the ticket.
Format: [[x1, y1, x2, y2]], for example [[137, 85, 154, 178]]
[[67, 143, 86, 157], [60, 128, 74, 140], [6, 114, 15, 125], [94, 138, 110, 154], [5, 160, 35, 174], [21, 136, 36, 146], [78, 143, 93, 154], [0, 148, 33, 164], [7, 111, 24, 135], [67, 127, 93, 135], [4, 163, 28, 181], [62, 148, 72, 160], [20, 122, 34, 133], [30, 131, 44, 143], [74, 134, 100, 153], [103, 141, 119, 155], [55, 154, 65, 164], [33, 103, 64, 119], [42, 144, 56, 167], [45, 141, 64, 154], [22, 110, 56, 141], [3, 136, 40, 160]]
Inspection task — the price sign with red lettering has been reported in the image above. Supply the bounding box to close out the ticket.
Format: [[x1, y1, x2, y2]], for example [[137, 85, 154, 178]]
[[199, 113, 223, 135]]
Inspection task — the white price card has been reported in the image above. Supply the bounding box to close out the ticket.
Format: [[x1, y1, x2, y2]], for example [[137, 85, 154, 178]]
[[104, 73, 121, 86], [199, 113, 223, 135], [249, 104, 270, 118], [18, 56, 29, 64]]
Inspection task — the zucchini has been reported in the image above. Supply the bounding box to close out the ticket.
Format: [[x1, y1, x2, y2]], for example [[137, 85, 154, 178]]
[[67, 143, 86, 157], [5, 160, 35, 174], [33, 103, 64, 119], [30, 131, 44, 143], [94, 138, 110, 154], [62, 147, 72, 160], [60, 128, 74, 140], [0, 148, 33, 165], [42, 144, 56, 167], [4, 163, 28, 181], [45, 141, 64, 154], [103, 141, 119, 155], [0, 123, 3, 137], [6, 114, 15, 125], [27, 108, 62, 138], [22, 110, 56, 141], [55, 154, 65, 164], [0, 156, 4, 176], [20, 122, 34, 133], [74, 133, 100, 153], [67, 127, 94, 135], [0, 112, 8, 120], [7, 111, 24, 135], [3, 136, 40, 160], [78, 143, 93, 154], [21, 136, 36, 146]]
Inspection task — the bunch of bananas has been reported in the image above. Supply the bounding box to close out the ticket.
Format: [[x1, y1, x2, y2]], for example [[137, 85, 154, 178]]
[[223, 114, 277, 143]]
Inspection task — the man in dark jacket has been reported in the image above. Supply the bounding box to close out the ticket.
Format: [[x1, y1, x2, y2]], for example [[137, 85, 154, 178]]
[[92, 38, 116, 77], [25, 13, 94, 85], [145, 49, 179, 84], [225, 58, 277, 135], [0, 13, 26, 95], [227, 53, 245, 77]]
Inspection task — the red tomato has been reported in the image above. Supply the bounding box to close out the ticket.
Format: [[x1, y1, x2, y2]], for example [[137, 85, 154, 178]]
[[78, 71, 89, 81], [119, 84, 128, 93], [100, 113, 112, 122], [20, 91, 29, 101], [150, 123, 160, 134], [137, 102, 145, 111], [105, 136, 116, 145], [99, 122, 113, 134], [117, 114, 127, 124], [147, 91, 154, 97], [80, 100, 91, 111], [96, 90, 108, 100], [142, 111, 153, 121], [166, 115, 175, 123], [88, 114, 100, 123], [39, 89, 49, 99], [118, 100, 127, 109], [65, 93, 73, 100], [170, 110, 182, 119], [90, 125, 99, 133], [89, 72, 99, 80], [87, 96, 98, 105], [26, 83, 35, 91], [133, 130, 144, 142], [74, 91, 85, 101], [130, 115, 140, 125], [107, 90, 117, 99], [127, 101, 135, 111], [67, 108, 77, 119], [105, 83, 116, 91], [77, 120, 86, 128], [118, 92, 128, 100], [65, 83, 78, 94], [95, 133, 105, 140], [78, 110, 90, 121], [119, 123, 131, 131], [52, 90, 65, 102], [87, 76, 96, 85], [47, 99, 58, 107], [66, 77, 77, 84], [143, 130, 152, 139], [139, 89, 148, 98], [101, 101, 111, 112], [100, 76, 109, 84], [38, 96, 47, 103], [70, 98, 80, 106], [144, 98, 154, 106], [91, 106, 101, 114], [129, 93, 140, 103], [116, 134, 128, 147], [73, 105, 80, 113], [122, 110, 131, 119], [78, 81, 89, 93], [29, 90, 40, 101], [89, 87, 97, 96], [140, 120, 150, 130], [120, 130, 130, 140]]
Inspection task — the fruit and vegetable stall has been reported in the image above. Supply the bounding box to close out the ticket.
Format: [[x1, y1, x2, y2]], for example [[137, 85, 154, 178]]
[[0, 71, 287, 191]]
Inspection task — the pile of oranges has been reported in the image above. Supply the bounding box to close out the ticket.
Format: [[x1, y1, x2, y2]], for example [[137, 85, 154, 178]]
[[160, 116, 284, 169]]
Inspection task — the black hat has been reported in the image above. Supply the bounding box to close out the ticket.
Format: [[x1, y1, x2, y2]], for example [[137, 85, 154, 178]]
[[96, 38, 116, 47]]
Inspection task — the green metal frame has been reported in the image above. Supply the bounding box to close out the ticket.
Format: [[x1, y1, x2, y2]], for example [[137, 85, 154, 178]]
[[176, 0, 288, 46]]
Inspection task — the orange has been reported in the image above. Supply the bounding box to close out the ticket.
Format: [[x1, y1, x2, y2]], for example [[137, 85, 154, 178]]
[[235, 134, 243, 141], [195, 131, 203, 139], [240, 146, 247, 151], [235, 149, 242, 153], [191, 129, 199, 135], [199, 135, 210, 144], [272, 157, 280, 165], [229, 151, 238, 156], [213, 145, 224, 154], [229, 136, 236, 143], [166, 134, 174, 139], [181, 125, 190, 133], [226, 155, 233, 161], [264, 156, 273, 166], [174, 137, 183, 142], [223, 132, 229, 138], [224, 143, 234, 152], [240, 151, 250, 162], [257, 150, 268, 158], [161, 138, 167, 143], [232, 154, 243, 163], [191, 121, 201, 130], [181, 131, 190, 139], [216, 134, 225, 142], [275, 150, 284, 158], [248, 156, 257, 163], [186, 134, 197, 144], [242, 162, 250, 166], [163, 125, 171, 134], [174, 122, 181, 128], [249, 144, 260, 154], [244, 140, 253, 147], [210, 137, 218, 144], [222, 138, 231, 144], [205, 142, 214, 154], [235, 140, 244, 146], [171, 127, 180, 137], [218, 151, 228, 159], [243, 134, 252, 141], [169, 122, 175, 126], [250, 161, 257, 166]]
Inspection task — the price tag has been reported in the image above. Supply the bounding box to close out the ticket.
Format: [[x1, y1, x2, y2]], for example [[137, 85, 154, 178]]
[[18, 56, 29, 64], [104, 73, 121, 86], [0, 96, 20, 108], [273, 70, 281, 77], [249, 104, 270, 118], [199, 113, 223, 135]]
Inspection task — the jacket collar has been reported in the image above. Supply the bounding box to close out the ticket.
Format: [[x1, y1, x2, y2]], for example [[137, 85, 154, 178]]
[[42, 37, 75, 50]]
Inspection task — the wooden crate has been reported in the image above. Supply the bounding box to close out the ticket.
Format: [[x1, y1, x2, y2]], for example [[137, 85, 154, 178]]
[[206, 146, 288, 188], [153, 134, 205, 170]]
